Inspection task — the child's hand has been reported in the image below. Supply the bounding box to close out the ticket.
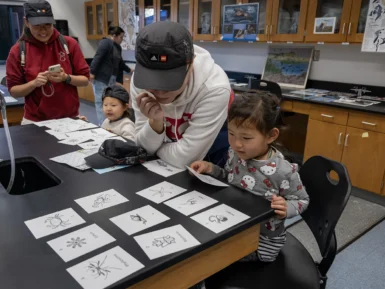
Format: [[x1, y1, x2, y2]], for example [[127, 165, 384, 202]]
[[78, 116, 88, 121], [190, 161, 213, 174], [271, 195, 287, 219]]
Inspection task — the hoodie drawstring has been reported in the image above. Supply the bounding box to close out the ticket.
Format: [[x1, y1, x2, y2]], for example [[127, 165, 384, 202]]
[[174, 106, 179, 142]]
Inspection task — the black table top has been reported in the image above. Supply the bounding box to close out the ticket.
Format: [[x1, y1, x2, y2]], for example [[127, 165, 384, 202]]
[[232, 85, 385, 115], [0, 84, 24, 108], [0, 125, 274, 289]]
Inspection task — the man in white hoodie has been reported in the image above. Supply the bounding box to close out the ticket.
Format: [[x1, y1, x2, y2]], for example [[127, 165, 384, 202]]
[[131, 22, 231, 169]]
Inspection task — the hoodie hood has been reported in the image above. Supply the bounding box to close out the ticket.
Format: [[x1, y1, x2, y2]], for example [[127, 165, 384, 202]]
[[22, 28, 60, 46]]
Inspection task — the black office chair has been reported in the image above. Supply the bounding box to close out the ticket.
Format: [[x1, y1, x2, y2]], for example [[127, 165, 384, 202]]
[[250, 79, 282, 100], [1, 77, 6, 86], [206, 156, 351, 289]]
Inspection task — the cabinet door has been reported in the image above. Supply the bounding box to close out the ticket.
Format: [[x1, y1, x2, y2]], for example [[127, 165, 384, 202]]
[[341, 127, 385, 194], [270, 0, 309, 42], [305, 0, 353, 43], [95, 0, 105, 38], [141, 0, 157, 26], [244, 0, 273, 42], [104, 0, 119, 34], [347, 0, 369, 43], [193, 0, 216, 40], [177, 0, 194, 33], [304, 119, 346, 162], [157, 0, 177, 22], [85, 2, 97, 39]]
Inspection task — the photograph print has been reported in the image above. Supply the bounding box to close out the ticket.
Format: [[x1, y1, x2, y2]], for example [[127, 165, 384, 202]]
[[314, 17, 336, 34]]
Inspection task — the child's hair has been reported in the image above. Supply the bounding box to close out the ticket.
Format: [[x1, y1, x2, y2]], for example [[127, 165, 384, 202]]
[[228, 90, 285, 135], [108, 26, 125, 37], [103, 86, 134, 122]]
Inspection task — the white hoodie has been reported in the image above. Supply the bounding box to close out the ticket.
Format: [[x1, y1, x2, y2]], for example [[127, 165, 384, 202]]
[[131, 45, 231, 169]]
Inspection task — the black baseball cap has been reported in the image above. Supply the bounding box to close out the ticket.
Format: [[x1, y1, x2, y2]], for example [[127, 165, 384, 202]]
[[85, 139, 147, 169], [134, 22, 194, 91], [24, 1, 55, 26], [103, 85, 129, 104]]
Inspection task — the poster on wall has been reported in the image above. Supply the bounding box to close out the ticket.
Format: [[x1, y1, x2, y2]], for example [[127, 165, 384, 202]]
[[222, 4, 259, 42], [119, 0, 137, 50], [362, 0, 385, 52]]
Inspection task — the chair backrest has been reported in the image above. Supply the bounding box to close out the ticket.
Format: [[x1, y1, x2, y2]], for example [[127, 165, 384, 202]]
[[250, 79, 282, 100], [299, 156, 351, 257]]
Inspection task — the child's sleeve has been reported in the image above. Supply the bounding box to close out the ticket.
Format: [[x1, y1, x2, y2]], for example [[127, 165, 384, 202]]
[[284, 168, 310, 219], [210, 164, 228, 180], [120, 120, 136, 143]]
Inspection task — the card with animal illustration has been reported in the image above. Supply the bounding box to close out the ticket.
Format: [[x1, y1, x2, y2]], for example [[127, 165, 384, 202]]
[[191, 204, 250, 234], [67, 246, 144, 289], [133, 224, 200, 260], [164, 190, 218, 216], [47, 224, 115, 262], [142, 159, 185, 177], [136, 181, 187, 204], [24, 208, 86, 239], [110, 205, 170, 236], [186, 166, 229, 187], [59, 136, 94, 146], [75, 189, 129, 214]]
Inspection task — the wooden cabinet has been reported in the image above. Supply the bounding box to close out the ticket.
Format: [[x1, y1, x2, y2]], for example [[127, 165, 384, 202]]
[[304, 119, 346, 162], [85, 0, 119, 40], [341, 127, 385, 194], [177, 0, 194, 32], [104, 0, 119, 33], [346, 0, 369, 43]]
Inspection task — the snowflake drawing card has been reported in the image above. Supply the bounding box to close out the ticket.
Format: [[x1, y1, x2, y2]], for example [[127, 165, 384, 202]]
[[75, 189, 129, 214], [136, 181, 187, 204], [24, 208, 86, 239], [134, 224, 200, 260], [191, 204, 250, 234], [47, 224, 116, 262], [110, 205, 170, 236], [164, 191, 218, 216], [186, 166, 229, 187], [67, 246, 144, 289], [142, 159, 185, 177]]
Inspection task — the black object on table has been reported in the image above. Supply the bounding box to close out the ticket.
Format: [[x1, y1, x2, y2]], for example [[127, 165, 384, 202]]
[[0, 125, 274, 289]]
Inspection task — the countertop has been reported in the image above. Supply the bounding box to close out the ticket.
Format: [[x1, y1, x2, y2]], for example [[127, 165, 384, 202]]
[[0, 84, 24, 108], [0, 125, 274, 289]]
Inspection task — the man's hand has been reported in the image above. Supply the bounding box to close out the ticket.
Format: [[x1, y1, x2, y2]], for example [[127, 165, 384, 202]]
[[33, 72, 49, 88], [136, 92, 164, 121], [48, 68, 67, 83], [90, 74, 95, 82], [271, 195, 288, 219]]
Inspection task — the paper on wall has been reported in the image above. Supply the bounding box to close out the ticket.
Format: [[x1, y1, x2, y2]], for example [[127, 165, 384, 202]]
[[362, 1, 385, 52]]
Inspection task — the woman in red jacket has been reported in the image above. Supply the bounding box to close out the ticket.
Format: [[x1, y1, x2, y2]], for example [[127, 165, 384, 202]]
[[6, 1, 90, 124]]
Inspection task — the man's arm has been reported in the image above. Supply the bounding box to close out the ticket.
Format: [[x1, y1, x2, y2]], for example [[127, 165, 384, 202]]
[[157, 87, 230, 168], [120, 60, 132, 73]]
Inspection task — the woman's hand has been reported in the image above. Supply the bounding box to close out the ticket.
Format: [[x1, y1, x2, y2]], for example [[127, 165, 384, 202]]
[[48, 68, 67, 83], [33, 72, 49, 88], [190, 161, 213, 174], [78, 116, 88, 121], [271, 195, 288, 219]]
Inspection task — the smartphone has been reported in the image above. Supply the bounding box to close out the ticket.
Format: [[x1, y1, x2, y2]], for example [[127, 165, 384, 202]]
[[48, 64, 61, 73]]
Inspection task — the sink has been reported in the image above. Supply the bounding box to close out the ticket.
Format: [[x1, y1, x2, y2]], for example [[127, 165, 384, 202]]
[[0, 157, 61, 195]]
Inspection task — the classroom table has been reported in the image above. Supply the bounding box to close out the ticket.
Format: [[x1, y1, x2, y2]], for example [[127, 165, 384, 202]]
[[0, 125, 274, 289]]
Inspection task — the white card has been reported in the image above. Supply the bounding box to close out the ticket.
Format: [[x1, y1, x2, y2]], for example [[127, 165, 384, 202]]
[[164, 191, 218, 216], [25, 208, 86, 239], [136, 181, 187, 204], [75, 189, 129, 214], [47, 224, 115, 262], [142, 160, 185, 177], [191, 204, 250, 234], [59, 136, 93, 146], [186, 166, 229, 187], [67, 246, 144, 289], [110, 205, 170, 236], [78, 136, 126, 150], [134, 224, 200, 260], [89, 128, 117, 140], [50, 149, 97, 171], [45, 129, 68, 140]]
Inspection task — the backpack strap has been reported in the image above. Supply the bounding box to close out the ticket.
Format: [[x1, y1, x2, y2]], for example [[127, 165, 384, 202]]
[[58, 34, 74, 74], [19, 40, 26, 67]]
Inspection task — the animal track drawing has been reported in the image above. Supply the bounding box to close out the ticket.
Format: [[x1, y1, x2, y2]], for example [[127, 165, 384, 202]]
[[150, 187, 173, 197], [92, 194, 111, 208], [86, 255, 121, 279], [209, 215, 228, 224], [152, 235, 176, 247], [67, 237, 87, 248], [45, 214, 71, 229], [156, 160, 173, 172], [182, 198, 198, 205], [130, 214, 147, 225]]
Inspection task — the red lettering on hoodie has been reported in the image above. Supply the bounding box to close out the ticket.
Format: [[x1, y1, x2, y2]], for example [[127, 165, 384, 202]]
[[164, 113, 193, 141], [6, 29, 90, 121]]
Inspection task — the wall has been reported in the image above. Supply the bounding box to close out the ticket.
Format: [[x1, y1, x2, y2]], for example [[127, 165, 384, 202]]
[[49, 0, 97, 58]]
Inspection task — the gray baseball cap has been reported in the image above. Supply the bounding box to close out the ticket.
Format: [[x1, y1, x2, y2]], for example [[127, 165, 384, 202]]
[[24, 1, 55, 26], [133, 22, 194, 91]]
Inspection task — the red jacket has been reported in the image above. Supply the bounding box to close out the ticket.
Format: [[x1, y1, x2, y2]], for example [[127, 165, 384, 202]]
[[6, 29, 90, 121]]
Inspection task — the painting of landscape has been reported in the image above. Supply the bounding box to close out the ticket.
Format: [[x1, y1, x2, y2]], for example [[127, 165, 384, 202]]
[[262, 47, 313, 88]]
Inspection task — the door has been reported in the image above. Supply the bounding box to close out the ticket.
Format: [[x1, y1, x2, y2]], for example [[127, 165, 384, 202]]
[[104, 0, 119, 34], [85, 1, 97, 39], [347, 0, 369, 43], [270, 0, 309, 42], [303, 119, 346, 162], [305, 0, 353, 43], [193, 0, 216, 41], [245, 0, 273, 42], [95, 0, 105, 38], [177, 0, 194, 33], [140, 0, 157, 26], [341, 127, 385, 194]]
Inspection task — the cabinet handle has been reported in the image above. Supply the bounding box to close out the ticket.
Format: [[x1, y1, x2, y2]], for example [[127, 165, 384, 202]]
[[214, 26, 216, 34], [348, 22, 352, 35], [344, 134, 349, 147], [338, 133, 343, 145], [321, 114, 334, 118], [342, 23, 346, 35], [362, 121, 377, 126], [270, 25, 273, 35], [265, 25, 269, 35]]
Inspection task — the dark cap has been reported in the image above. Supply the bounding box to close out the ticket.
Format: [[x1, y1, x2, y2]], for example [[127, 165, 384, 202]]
[[133, 22, 194, 91], [24, 1, 55, 26], [85, 139, 147, 169], [102, 85, 129, 104]]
